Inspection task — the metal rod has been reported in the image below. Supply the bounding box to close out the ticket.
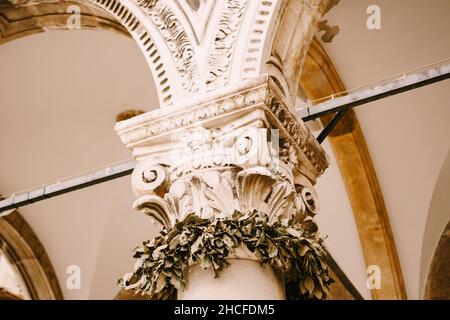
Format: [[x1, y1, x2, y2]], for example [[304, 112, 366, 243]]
[[0, 160, 135, 215], [1, 62, 449, 215], [316, 110, 347, 144], [297, 62, 450, 121]]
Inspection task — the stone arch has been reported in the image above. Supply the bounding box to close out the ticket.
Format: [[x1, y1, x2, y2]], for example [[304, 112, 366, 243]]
[[233, 0, 329, 108], [1, 0, 329, 109], [0, 288, 23, 300], [0, 0, 197, 107], [299, 38, 407, 299], [420, 150, 450, 298], [423, 221, 450, 299], [0, 210, 63, 300], [0, 1, 128, 42]]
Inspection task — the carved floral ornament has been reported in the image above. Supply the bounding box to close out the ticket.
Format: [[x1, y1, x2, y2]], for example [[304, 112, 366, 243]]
[[133, 161, 320, 229], [3, 0, 328, 105], [1, 0, 336, 299], [116, 73, 327, 232], [73, 0, 330, 298], [123, 116, 328, 299], [115, 76, 328, 176], [84, 0, 252, 104], [81, 0, 326, 105], [124, 112, 328, 299]]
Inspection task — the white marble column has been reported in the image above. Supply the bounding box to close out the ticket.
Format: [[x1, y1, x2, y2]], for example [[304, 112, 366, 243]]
[[114, 0, 330, 300], [116, 76, 328, 299]]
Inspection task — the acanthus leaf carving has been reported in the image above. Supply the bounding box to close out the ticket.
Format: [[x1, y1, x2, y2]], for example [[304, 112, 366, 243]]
[[133, 194, 174, 229], [202, 170, 239, 219], [236, 167, 276, 213], [116, 78, 328, 178], [137, 0, 200, 93], [125, 79, 327, 230], [133, 162, 318, 229], [266, 181, 296, 223], [206, 0, 247, 90]]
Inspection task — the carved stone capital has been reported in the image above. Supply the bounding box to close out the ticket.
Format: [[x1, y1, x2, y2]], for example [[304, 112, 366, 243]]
[[117, 76, 328, 228]]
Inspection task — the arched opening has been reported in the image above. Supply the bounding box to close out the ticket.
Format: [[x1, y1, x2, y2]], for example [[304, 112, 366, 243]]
[[0, 0, 412, 302], [0, 211, 62, 299], [0, 26, 160, 299], [0, 0, 127, 44], [424, 221, 450, 299], [0, 248, 29, 300], [0, 0, 185, 106], [420, 150, 450, 298]]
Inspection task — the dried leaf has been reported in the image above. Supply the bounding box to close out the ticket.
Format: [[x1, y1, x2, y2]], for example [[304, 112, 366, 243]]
[[222, 235, 234, 248], [304, 277, 314, 293], [301, 220, 318, 233], [155, 274, 166, 293], [286, 227, 301, 238], [191, 236, 203, 254], [268, 242, 278, 258], [119, 210, 332, 300], [299, 246, 309, 256]]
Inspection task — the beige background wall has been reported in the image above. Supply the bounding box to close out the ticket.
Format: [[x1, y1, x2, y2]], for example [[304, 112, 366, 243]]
[[0, 0, 449, 299], [322, 0, 450, 299]]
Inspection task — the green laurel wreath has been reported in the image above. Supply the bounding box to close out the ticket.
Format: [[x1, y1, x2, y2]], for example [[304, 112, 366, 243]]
[[118, 210, 334, 300]]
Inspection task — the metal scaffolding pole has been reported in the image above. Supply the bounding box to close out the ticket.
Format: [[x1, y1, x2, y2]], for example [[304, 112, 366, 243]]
[[0, 160, 135, 216], [1, 62, 449, 215], [297, 62, 450, 121]]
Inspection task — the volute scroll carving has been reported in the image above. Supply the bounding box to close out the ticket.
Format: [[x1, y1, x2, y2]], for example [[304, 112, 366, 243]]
[[132, 161, 169, 197], [130, 125, 322, 230], [121, 75, 329, 229]]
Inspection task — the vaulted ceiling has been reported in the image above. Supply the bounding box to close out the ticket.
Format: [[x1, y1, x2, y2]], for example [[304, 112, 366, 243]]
[[0, 0, 449, 300]]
